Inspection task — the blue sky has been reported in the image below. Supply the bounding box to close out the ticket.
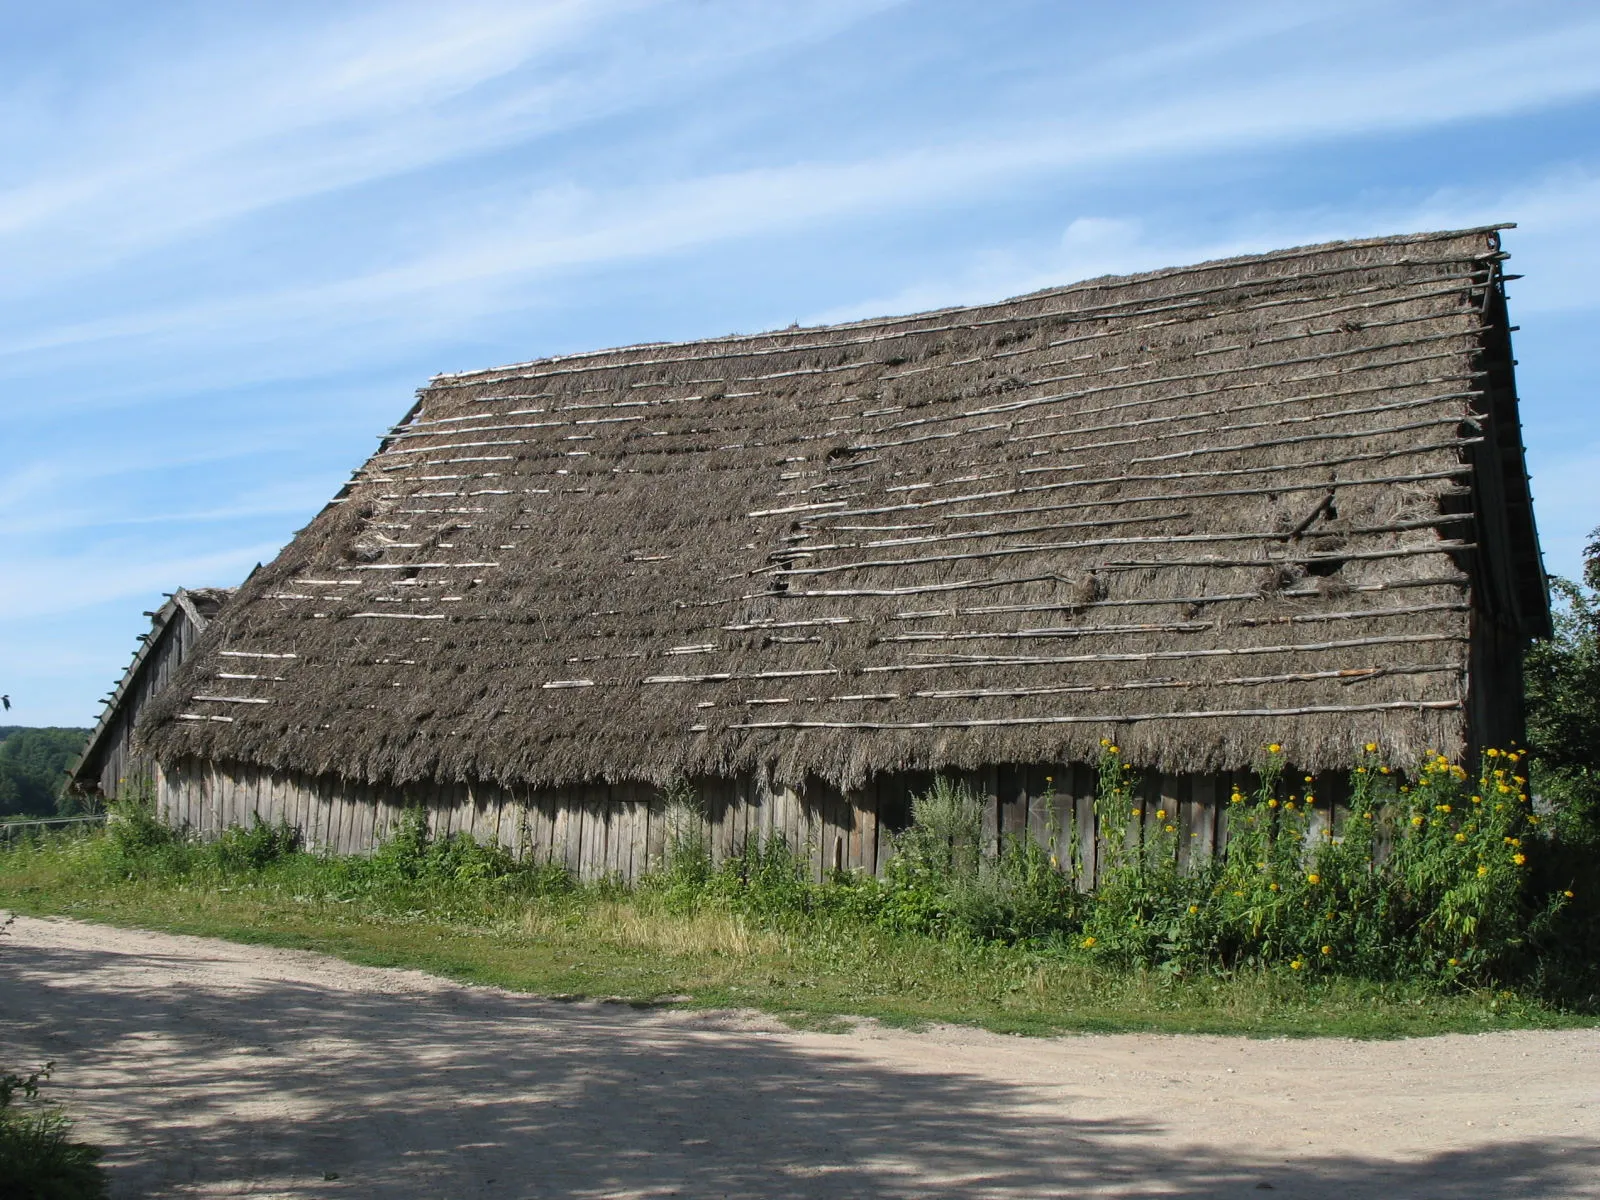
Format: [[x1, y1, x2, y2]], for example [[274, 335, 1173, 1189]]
[[3, 0, 1598, 728]]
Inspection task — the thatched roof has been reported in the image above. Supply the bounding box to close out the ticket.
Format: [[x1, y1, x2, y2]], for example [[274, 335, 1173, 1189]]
[[141, 227, 1547, 788]]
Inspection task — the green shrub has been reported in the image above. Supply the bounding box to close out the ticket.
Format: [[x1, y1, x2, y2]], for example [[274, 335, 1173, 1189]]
[[212, 815, 301, 872], [0, 1034, 106, 1200]]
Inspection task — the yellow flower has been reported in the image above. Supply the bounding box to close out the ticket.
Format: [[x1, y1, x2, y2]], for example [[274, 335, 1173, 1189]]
[[1448, 958, 1459, 967], [1081, 936, 1097, 948], [1156, 809, 1167, 821], [1471, 795, 1482, 804], [1487, 748, 1500, 758], [1268, 743, 1282, 754], [1320, 945, 1332, 956], [1513, 853, 1527, 866], [1503, 837, 1520, 846], [1477, 865, 1489, 877], [1454, 833, 1466, 843], [1284, 801, 1296, 811], [1290, 959, 1304, 970], [1108, 745, 1119, 754], [1305, 794, 1315, 805], [1268, 798, 1279, 809], [1165, 824, 1176, 833], [1380, 766, 1391, 774], [1132, 807, 1143, 817], [1230, 792, 1244, 804], [1269, 882, 1280, 892], [1436, 804, 1451, 814], [1411, 815, 1425, 827], [1188, 905, 1199, 914], [1306, 873, 1321, 884], [1100, 737, 1110, 747], [1564, 890, 1576, 899], [1233, 890, 1245, 898], [1304, 775, 1314, 783]]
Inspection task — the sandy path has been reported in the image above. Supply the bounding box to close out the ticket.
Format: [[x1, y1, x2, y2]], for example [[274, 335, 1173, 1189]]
[[1, 914, 1596, 1199]]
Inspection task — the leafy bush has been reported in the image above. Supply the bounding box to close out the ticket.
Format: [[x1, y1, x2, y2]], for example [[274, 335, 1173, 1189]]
[[1079, 741, 1595, 995], [1525, 527, 1600, 847], [0, 1064, 106, 1200]]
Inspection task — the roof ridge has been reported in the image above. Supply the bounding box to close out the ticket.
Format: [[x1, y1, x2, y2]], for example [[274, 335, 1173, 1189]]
[[430, 224, 1513, 385]]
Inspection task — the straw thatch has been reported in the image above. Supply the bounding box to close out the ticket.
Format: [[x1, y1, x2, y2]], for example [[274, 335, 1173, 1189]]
[[139, 227, 1546, 790]]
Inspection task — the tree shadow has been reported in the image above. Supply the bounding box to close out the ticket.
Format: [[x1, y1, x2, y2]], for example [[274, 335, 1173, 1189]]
[[1, 934, 1595, 1199]]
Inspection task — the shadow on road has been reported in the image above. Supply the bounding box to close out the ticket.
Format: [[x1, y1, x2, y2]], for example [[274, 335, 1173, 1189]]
[[1, 934, 1593, 1199]]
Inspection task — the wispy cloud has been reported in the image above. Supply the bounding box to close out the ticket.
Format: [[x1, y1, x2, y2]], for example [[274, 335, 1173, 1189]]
[[0, 0, 901, 287], [0, 542, 282, 623]]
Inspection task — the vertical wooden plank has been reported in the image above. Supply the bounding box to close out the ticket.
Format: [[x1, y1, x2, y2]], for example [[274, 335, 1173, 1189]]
[[607, 784, 632, 882], [550, 787, 571, 874], [855, 782, 878, 875], [562, 787, 586, 877], [1215, 771, 1241, 862], [605, 785, 630, 880], [1161, 773, 1188, 870], [1025, 764, 1053, 856], [1186, 774, 1217, 870], [1073, 762, 1097, 889], [975, 765, 998, 857]]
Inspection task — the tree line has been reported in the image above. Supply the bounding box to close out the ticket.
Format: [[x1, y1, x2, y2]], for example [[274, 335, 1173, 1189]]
[[0, 728, 90, 821]]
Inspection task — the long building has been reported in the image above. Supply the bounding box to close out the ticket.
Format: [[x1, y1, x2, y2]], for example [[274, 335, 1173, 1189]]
[[130, 226, 1547, 881]]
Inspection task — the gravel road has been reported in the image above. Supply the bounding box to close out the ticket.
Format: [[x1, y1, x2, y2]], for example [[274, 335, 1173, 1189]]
[[1, 913, 1596, 1198]]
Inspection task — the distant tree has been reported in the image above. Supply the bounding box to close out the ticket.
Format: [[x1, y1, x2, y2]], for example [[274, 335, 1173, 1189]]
[[1524, 526, 1600, 844], [0, 729, 89, 820]]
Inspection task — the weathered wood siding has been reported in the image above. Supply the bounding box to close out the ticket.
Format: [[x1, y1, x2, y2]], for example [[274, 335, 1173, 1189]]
[[156, 756, 1346, 885], [86, 614, 204, 800]]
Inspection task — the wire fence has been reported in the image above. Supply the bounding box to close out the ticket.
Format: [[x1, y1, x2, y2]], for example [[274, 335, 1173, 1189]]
[[0, 814, 108, 842]]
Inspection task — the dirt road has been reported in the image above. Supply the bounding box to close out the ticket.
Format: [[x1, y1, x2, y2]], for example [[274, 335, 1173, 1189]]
[[1, 914, 1596, 1198]]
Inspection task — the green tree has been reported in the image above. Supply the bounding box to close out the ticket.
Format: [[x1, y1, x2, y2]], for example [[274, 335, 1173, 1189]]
[[1524, 526, 1600, 844], [0, 729, 89, 820]]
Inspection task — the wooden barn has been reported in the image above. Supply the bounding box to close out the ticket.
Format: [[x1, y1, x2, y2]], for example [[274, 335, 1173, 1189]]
[[134, 226, 1548, 882], [69, 587, 234, 802]]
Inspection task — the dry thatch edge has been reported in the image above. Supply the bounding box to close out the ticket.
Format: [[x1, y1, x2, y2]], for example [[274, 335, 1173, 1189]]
[[875, 604, 1464, 644], [809, 441, 1477, 521], [427, 228, 1505, 386], [905, 469, 1471, 527], [1003, 389, 1477, 456], [808, 506, 1193, 551], [775, 525, 1469, 579], [999, 378, 1478, 450], [952, 334, 1471, 423], [720, 699, 1463, 732], [816, 663, 1458, 702], [894, 576, 1466, 619], [1095, 543, 1472, 572], [640, 632, 1463, 685], [998, 315, 1473, 414]]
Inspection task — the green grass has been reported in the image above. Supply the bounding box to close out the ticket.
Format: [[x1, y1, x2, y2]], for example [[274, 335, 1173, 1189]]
[[1, 827, 1592, 1040]]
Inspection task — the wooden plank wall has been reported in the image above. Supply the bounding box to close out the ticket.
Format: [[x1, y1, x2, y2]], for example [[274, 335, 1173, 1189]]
[[156, 756, 1324, 885], [93, 612, 198, 800]]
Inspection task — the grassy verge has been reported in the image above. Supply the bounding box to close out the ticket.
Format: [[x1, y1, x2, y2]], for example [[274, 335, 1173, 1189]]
[[0, 824, 1591, 1040]]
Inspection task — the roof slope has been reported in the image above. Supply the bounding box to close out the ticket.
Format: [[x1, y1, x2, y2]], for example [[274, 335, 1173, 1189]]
[[142, 227, 1543, 787]]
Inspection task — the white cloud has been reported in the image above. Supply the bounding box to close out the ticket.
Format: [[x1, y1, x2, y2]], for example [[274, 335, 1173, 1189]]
[[0, 0, 903, 288], [0, 542, 282, 622]]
